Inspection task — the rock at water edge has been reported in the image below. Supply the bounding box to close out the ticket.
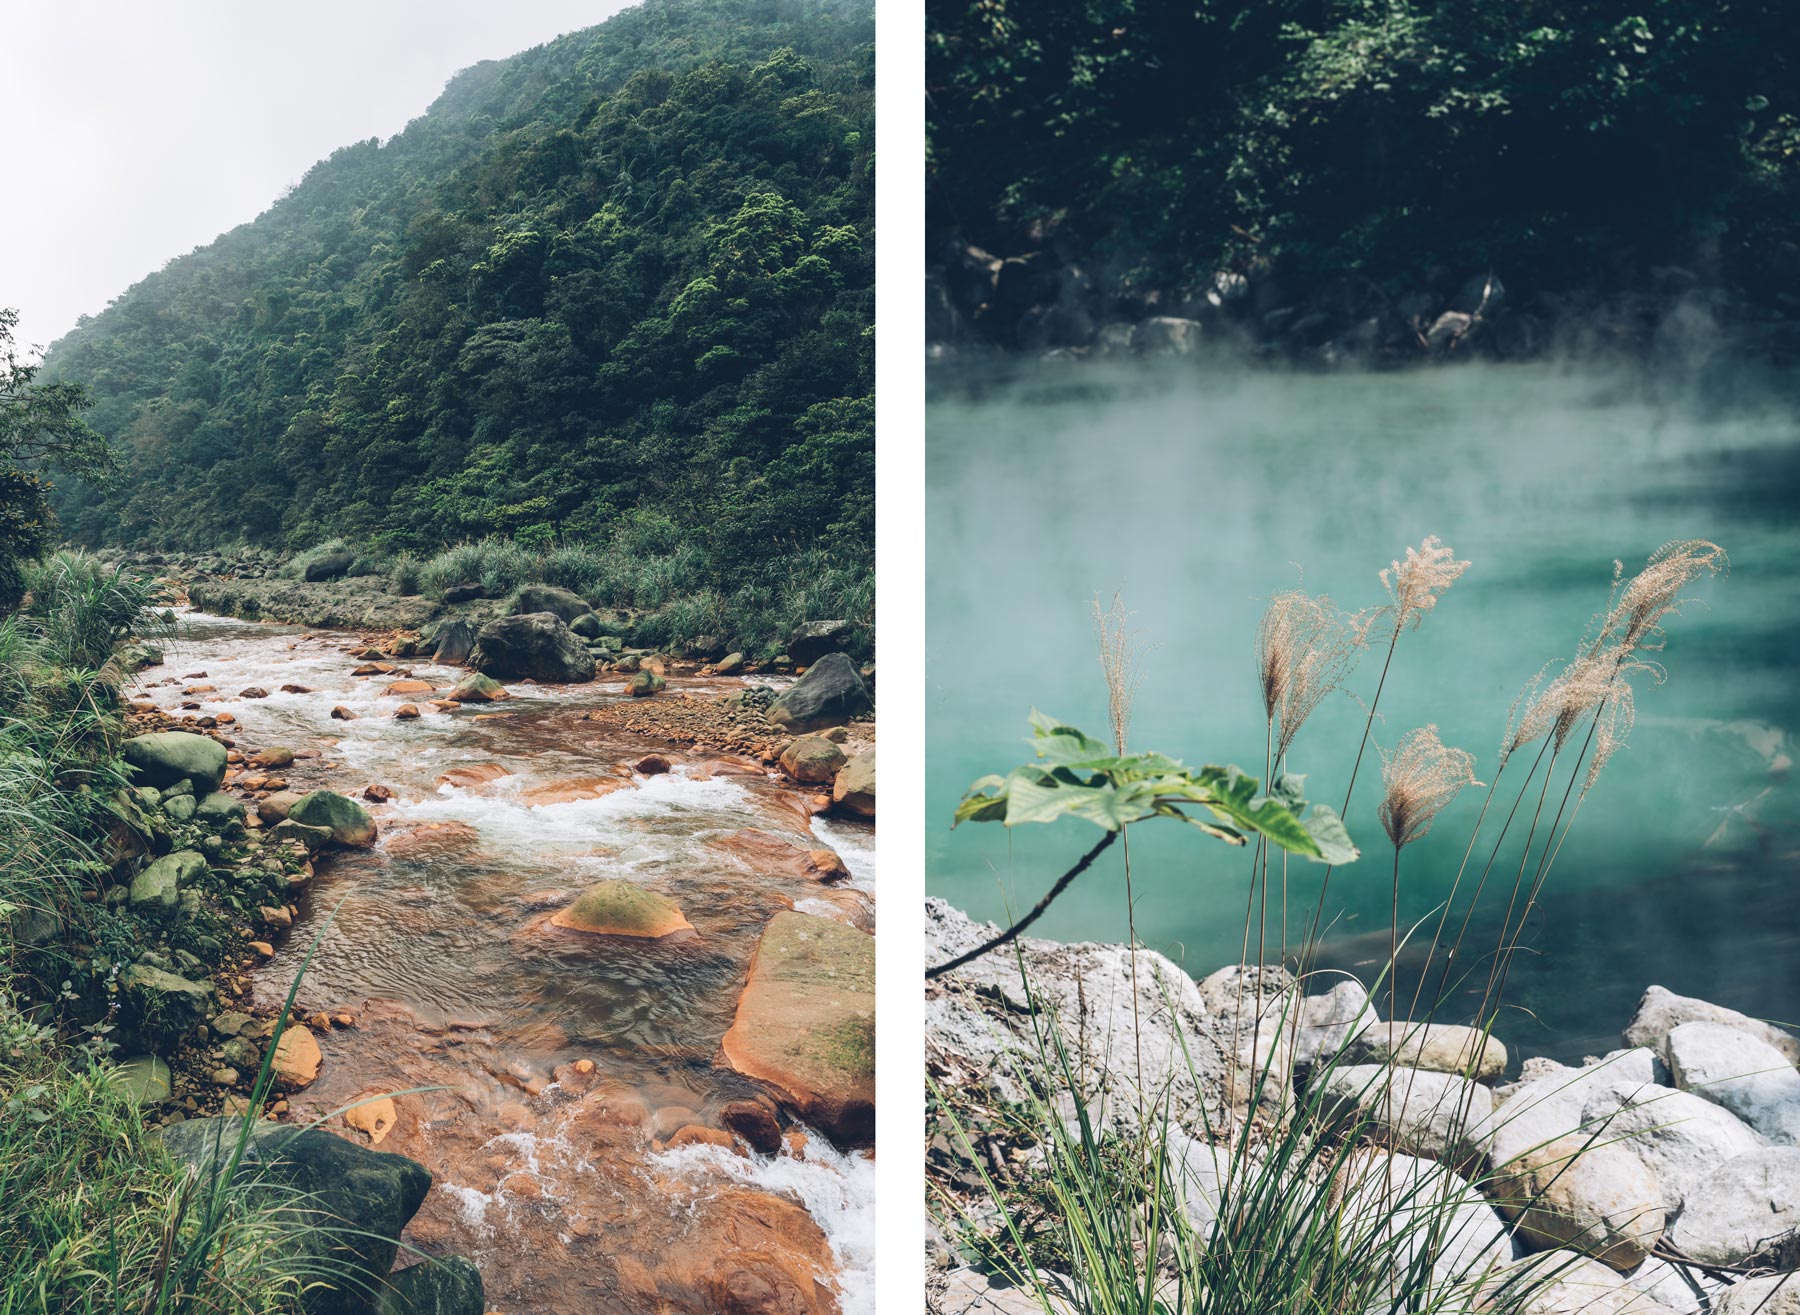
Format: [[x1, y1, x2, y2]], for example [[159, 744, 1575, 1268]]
[[469, 612, 596, 684], [122, 731, 227, 791], [768, 653, 871, 734], [722, 911, 874, 1146], [288, 791, 378, 847], [550, 880, 692, 937]]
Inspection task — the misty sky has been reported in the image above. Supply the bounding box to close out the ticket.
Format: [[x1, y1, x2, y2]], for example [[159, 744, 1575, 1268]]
[[0, 1, 637, 356]]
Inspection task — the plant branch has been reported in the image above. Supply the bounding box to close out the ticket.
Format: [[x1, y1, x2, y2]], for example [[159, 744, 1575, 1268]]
[[925, 830, 1121, 980]]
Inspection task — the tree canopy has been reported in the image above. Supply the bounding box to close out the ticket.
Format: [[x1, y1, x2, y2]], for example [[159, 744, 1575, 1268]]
[[44, 0, 873, 601]]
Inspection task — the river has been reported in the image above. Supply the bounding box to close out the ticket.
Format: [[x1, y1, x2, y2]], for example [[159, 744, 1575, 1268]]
[[136, 612, 875, 1314], [928, 358, 1800, 1065]]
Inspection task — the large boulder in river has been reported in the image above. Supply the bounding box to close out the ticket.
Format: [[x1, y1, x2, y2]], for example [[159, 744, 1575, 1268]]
[[121, 731, 227, 792], [779, 734, 846, 783], [833, 749, 875, 817], [550, 880, 692, 937], [1624, 984, 1800, 1066], [288, 791, 378, 847], [302, 549, 356, 582], [430, 618, 478, 666], [161, 1117, 481, 1315], [768, 653, 870, 733], [788, 620, 853, 665], [510, 584, 590, 623], [722, 911, 874, 1146], [469, 613, 596, 683]]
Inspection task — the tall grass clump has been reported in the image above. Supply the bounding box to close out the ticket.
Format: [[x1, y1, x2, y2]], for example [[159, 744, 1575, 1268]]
[[279, 538, 350, 580], [930, 536, 1729, 1315]]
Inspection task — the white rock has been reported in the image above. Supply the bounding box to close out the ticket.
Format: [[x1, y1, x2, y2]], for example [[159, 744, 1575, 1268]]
[[1623, 1257, 1724, 1315], [1714, 1274, 1800, 1315], [1624, 985, 1800, 1068], [1290, 978, 1376, 1070], [1663, 1020, 1800, 1145], [1479, 1252, 1681, 1314], [932, 1267, 1076, 1314], [1346, 1020, 1508, 1081], [1161, 1130, 1262, 1236], [1487, 1130, 1664, 1271], [1577, 1080, 1765, 1214], [1315, 1063, 1494, 1166], [1665, 1146, 1800, 1268], [1334, 1149, 1512, 1298]]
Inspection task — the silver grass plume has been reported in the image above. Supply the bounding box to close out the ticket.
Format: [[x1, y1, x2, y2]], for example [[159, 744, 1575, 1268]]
[[1256, 590, 1364, 760], [1092, 590, 1147, 755], [1377, 726, 1480, 850], [1380, 535, 1470, 632], [1596, 539, 1728, 655]]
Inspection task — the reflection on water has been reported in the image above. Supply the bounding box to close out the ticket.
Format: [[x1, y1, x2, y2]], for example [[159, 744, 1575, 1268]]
[[134, 613, 875, 1313], [928, 359, 1800, 1064]]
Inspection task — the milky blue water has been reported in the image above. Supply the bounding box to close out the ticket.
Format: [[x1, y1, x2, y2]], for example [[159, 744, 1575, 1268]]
[[928, 359, 1800, 1063]]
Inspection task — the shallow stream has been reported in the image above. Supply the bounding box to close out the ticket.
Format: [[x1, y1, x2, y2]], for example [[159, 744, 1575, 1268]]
[[136, 612, 875, 1313]]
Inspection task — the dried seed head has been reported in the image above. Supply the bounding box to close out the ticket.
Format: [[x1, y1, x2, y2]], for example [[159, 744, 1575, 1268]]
[[1583, 676, 1638, 797], [1256, 590, 1364, 759], [1598, 539, 1727, 655], [1376, 725, 1480, 850], [1092, 590, 1147, 755], [1380, 536, 1470, 632]]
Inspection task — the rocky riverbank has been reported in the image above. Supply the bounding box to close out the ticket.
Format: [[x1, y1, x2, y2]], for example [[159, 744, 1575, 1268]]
[[925, 898, 1800, 1314]]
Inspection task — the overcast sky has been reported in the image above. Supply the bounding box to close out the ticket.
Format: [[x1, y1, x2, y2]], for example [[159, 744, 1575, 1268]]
[[0, 1, 636, 357]]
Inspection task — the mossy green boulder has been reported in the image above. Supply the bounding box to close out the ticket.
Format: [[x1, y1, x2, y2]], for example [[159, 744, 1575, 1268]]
[[288, 790, 378, 846], [130, 850, 206, 913], [120, 964, 212, 1044], [721, 911, 875, 1145], [374, 1257, 485, 1315], [115, 1054, 172, 1107], [121, 731, 227, 791], [627, 670, 666, 698], [446, 672, 509, 704], [194, 791, 246, 827], [550, 880, 693, 937]]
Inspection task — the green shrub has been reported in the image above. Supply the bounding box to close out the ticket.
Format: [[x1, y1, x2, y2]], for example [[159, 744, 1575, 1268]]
[[388, 552, 422, 596]]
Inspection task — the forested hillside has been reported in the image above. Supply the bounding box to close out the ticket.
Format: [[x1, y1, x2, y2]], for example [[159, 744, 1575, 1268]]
[[46, 0, 873, 599], [927, 0, 1800, 356]]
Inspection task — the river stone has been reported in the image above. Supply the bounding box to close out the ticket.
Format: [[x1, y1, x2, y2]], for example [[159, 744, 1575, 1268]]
[[780, 734, 846, 784], [258, 790, 303, 824], [549, 880, 693, 937], [1577, 1081, 1764, 1216], [1347, 1021, 1507, 1081], [431, 618, 478, 666], [469, 612, 596, 683], [194, 791, 245, 827], [131, 850, 206, 912], [721, 911, 874, 1146], [373, 1257, 485, 1315], [832, 749, 875, 816], [788, 619, 853, 666], [934, 1267, 1077, 1315], [1335, 1149, 1512, 1296], [273, 1024, 323, 1088], [1490, 1132, 1664, 1270], [162, 793, 197, 821], [511, 584, 590, 623], [768, 653, 871, 733], [272, 819, 334, 852], [1627, 1257, 1727, 1315], [160, 1116, 436, 1315], [122, 731, 227, 791], [120, 964, 212, 1042], [115, 1054, 172, 1106], [1315, 1063, 1494, 1167], [1480, 1253, 1681, 1314], [715, 651, 745, 675], [1715, 1275, 1800, 1315], [288, 791, 378, 847], [1663, 1020, 1800, 1144], [1291, 980, 1376, 1070], [445, 673, 508, 704], [302, 549, 355, 582], [1624, 985, 1800, 1068], [1665, 1147, 1800, 1268], [626, 669, 665, 698], [569, 611, 603, 638]]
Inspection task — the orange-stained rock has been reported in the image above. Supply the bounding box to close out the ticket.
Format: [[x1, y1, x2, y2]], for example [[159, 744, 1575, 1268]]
[[667, 1125, 740, 1154], [654, 1186, 837, 1315], [351, 662, 395, 675], [435, 763, 511, 789], [330, 705, 357, 720], [363, 783, 395, 802], [720, 911, 874, 1146], [549, 880, 693, 938], [344, 1095, 397, 1144], [715, 829, 848, 884], [385, 680, 436, 696], [521, 775, 632, 807], [802, 850, 850, 883], [272, 1024, 322, 1088], [636, 753, 672, 775], [393, 704, 420, 720], [383, 820, 481, 858]]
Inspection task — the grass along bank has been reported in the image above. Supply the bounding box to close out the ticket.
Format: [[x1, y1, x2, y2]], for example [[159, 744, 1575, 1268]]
[[0, 550, 474, 1313]]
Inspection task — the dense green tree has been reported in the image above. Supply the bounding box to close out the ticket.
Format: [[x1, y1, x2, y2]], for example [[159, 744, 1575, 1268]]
[[0, 309, 114, 612], [45, 0, 874, 607]]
